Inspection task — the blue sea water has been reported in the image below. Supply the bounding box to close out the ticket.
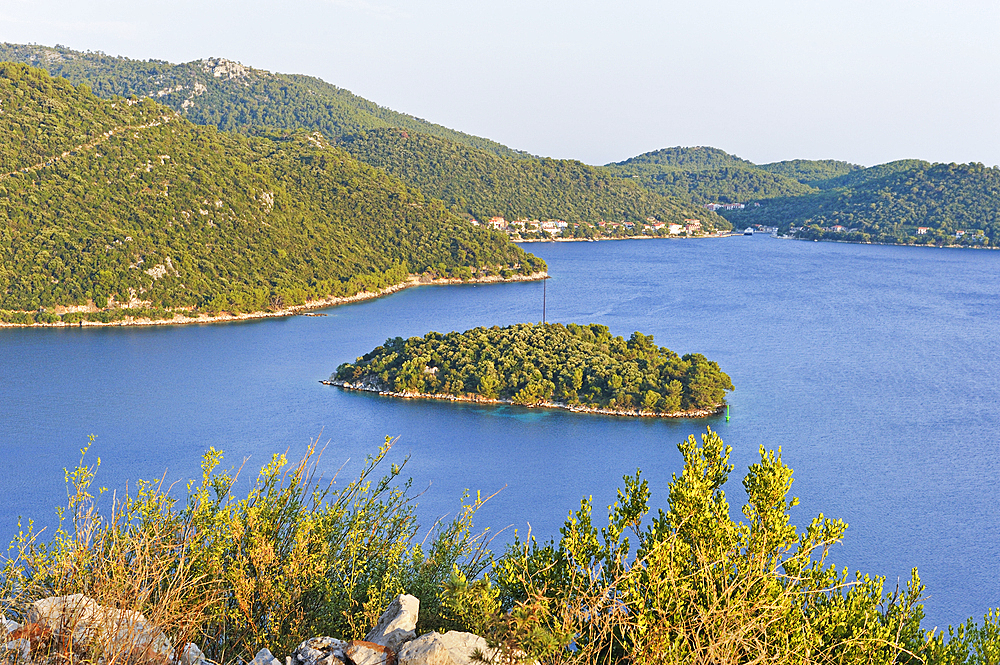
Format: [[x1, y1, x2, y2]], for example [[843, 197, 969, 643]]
[[1, 235, 998, 630]]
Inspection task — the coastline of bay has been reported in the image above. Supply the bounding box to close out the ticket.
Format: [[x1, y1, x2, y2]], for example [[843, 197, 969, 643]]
[[0, 271, 549, 329]]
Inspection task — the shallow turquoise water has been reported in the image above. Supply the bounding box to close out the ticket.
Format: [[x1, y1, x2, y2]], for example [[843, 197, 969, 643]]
[[2, 236, 998, 629]]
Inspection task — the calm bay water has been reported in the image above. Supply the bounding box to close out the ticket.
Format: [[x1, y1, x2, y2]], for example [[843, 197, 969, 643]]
[[1, 236, 998, 629]]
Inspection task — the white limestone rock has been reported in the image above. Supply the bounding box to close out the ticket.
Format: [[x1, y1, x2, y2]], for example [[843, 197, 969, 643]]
[[363, 594, 419, 652], [345, 640, 394, 665], [398, 632, 503, 665], [438, 632, 499, 665], [1, 613, 20, 635], [292, 636, 348, 665], [27, 594, 172, 663], [180, 642, 209, 665], [397, 632, 455, 665], [250, 647, 282, 665]]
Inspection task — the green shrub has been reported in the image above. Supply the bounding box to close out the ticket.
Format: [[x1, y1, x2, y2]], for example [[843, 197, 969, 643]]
[[2, 429, 998, 664], [0, 436, 493, 661], [490, 428, 936, 664], [0, 310, 34, 324]]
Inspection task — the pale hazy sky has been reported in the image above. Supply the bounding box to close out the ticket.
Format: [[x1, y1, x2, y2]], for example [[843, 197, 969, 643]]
[[2, 0, 998, 167]]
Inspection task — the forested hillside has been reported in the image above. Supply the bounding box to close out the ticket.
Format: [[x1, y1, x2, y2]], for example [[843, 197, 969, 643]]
[[611, 146, 757, 171], [334, 322, 733, 414], [0, 64, 542, 319], [605, 147, 841, 204], [0, 43, 736, 228], [338, 129, 727, 226], [758, 158, 861, 185], [611, 146, 999, 245], [722, 160, 1000, 244], [0, 43, 527, 159], [608, 166, 817, 204]]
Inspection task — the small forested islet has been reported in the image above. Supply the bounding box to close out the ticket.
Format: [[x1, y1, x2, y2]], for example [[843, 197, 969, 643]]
[[331, 322, 733, 416]]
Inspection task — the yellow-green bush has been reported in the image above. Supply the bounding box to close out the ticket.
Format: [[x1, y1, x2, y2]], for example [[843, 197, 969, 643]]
[[2, 430, 998, 665], [489, 428, 970, 665], [0, 436, 493, 661]]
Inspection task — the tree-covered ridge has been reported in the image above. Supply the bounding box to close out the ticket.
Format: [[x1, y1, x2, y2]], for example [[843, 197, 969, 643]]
[[722, 161, 1000, 244], [334, 323, 733, 414], [337, 129, 729, 228], [758, 158, 862, 185], [0, 43, 528, 160], [0, 64, 543, 315], [812, 159, 930, 190], [609, 166, 818, 204], [609, 146, 757, 171], [605, 148, 835, 204]]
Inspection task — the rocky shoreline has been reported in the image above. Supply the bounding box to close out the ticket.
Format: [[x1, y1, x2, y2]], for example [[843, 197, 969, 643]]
[[2, 592, 509, 665], [324, 379, 724, 419], [515, 232, 740, 243], [0, 272, 548, 329]]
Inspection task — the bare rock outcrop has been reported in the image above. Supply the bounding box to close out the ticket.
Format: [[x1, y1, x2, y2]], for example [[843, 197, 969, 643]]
[[398, 631, 499, 665], [363, 594, 419, 652], [292, 636, 348, 665], [345, 640, 396, 665], [27, 594, 172, 663]]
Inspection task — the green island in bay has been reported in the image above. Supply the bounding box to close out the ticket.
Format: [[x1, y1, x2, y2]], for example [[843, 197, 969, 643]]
[[327, 322, 733, 417]]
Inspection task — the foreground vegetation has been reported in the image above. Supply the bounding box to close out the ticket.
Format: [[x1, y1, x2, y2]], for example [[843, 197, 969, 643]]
[[0, 64, 543, 318], [334, 323, 734, 414], [2, 431, 998, 664]]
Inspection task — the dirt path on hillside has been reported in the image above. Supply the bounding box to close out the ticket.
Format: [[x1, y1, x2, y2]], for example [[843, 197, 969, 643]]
[[0, 112, 180, 181]]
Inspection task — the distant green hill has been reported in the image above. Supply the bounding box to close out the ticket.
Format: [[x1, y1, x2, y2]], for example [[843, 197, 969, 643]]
[[607, 165, 817, 204], [758, 159, 861, 186], [605, 147, 820, 204], [606, 148, 999, 247], [337, 129, 728, 227], [721, 160, 1000, 244], [0, 43, 732, 228], [610, 146, 756, 171], [0, 43, 528, 160], [0, 64, 542, 319]]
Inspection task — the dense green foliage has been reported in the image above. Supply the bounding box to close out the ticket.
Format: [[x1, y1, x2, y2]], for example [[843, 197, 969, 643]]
[[335, 322, 733, 414], [6, 432, 998, 664], [0, 43, 526, 159], [723, 160, 1000, 244], [0, 439, 496, 660], [759, 158, 862, 185], [338, 129, 727, 227], [605, 148, 834, 204], [494, 429, 935, 663], [609, 165, 817, 204], [611, 146, 758, 171], [494, 429, 1000, 663], [0, 64, 542, 314]]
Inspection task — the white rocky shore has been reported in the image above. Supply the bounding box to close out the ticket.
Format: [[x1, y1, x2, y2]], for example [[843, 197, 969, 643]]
[[325, 378, 723, 419], [1, 593, 511, 665], [0, 271, 548, 329]]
